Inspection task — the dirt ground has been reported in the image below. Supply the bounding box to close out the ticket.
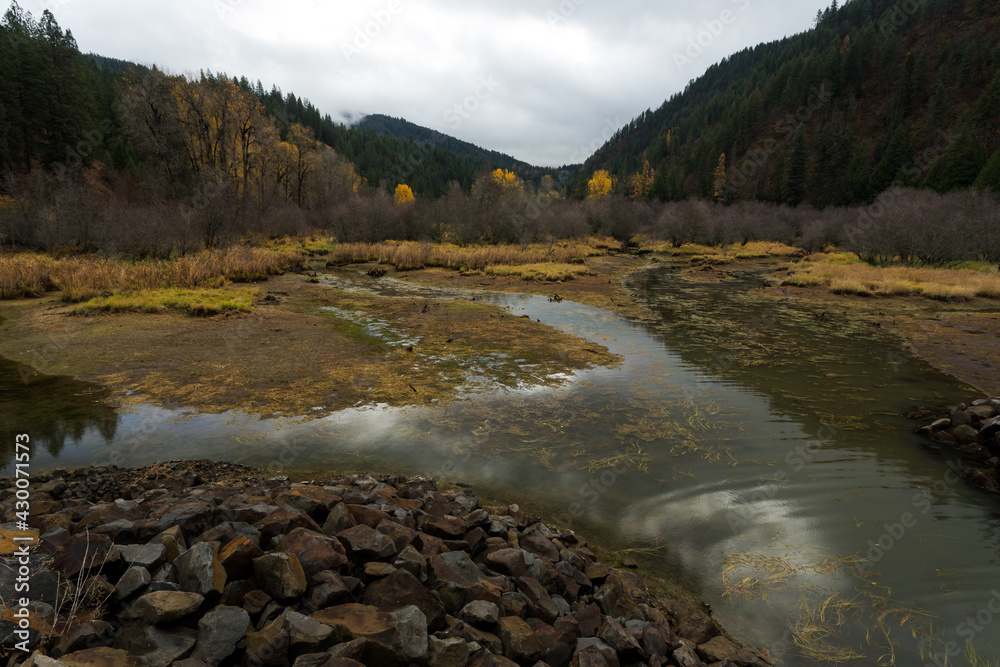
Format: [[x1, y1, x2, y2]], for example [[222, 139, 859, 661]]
[[0, 272, 620, 417]]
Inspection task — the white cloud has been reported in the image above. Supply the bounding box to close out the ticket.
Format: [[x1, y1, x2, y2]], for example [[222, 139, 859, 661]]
[[20, 0, 832, 167]]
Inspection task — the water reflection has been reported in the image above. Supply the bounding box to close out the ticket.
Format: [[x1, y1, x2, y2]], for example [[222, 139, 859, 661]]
[[0, 355, 118, 469]]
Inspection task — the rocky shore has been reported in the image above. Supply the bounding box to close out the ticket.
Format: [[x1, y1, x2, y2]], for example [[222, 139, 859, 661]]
[[912, 397, 1000, 492], [0, 460, 768, 667]]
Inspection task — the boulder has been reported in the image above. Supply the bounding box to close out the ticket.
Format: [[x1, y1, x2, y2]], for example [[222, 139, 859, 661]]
[[135, 591, 204, 625], [174, 542, 226, 596], [278, 528, 349, 579], [253, 552, 308, 600], [194, 606, 251, 666], [363, 568, 447, 631]]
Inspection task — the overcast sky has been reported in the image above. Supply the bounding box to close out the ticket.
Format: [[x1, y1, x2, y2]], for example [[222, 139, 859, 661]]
[[22, 0, 831, 167]]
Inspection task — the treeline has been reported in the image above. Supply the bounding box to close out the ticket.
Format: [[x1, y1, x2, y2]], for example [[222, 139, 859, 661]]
[[578, 0, 1000, 206]]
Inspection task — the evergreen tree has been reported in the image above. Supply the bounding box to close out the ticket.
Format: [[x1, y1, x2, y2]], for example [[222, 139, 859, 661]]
[[928, 122, 989, 192], [781, 127, 809, 206], [976, 70, 1000, 125], [869, 124, 913, 194], [974, 149, 1000, 193]]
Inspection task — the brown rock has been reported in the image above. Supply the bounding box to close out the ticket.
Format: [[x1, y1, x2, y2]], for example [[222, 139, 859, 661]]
[[246, 617, 290, 667], [219, 536, 264, 581], [255, 507, 321, 547], [337, 525, 398, 561], [486, 548, 530, 578], [310, 604, 402, 665], [135, 591, 205, 625], [376, 520, 419, 553], [321, 503, 356, 535], [346, 505, 393, 529], [517, 576, 560, 624], [174, 542, 226, 596], [254, 552, 308, 600], [363, 568, 447, 631], [151, 526, 187, 563], [58, 647, 142, 667], [275, 486, 342, 521], [53, 533, 116, 577], [429, 551, 503, 613], [278, 528, 349, 580], [422, 515, 467, 539], [303, 571, 355, 612], [497, 616, 541, 664]]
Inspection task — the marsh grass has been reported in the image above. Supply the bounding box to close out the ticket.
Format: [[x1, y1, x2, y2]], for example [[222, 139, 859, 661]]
[[0, 247, 304, 303], [70, 287, 259, 316], [483, 263, 592, 282], [327, 240, 594, 272], [783, 252, 1000, 301], [645, 241, 803, 258]]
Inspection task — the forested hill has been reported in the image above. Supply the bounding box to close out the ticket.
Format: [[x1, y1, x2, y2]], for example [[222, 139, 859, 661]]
[[576, 0, 1000, 206], [355, 114, 545, 181], [0, 3, 549, 199]]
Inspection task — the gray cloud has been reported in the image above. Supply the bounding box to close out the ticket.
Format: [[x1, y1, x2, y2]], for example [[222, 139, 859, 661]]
[[23, 0, 832, 167]]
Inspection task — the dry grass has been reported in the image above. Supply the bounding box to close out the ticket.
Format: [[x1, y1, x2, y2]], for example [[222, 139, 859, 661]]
[[645, 241, 804, 258], [327, 240, 594, 272], [782, 252, 1000, 301], [0, 247, 304, 303], [70, 287, 259, 316], [483, 263, 592, 282]]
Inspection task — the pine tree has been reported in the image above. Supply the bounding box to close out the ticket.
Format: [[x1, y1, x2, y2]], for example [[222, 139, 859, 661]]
[[869, 124, 913, 194], [974, 149, 1000, 193], [781, 127, 808, 206], [976, 70, 1000, 125], [929, 122, 989, 192]]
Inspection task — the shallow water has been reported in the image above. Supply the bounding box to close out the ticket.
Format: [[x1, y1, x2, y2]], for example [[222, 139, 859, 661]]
[[3, 265, 1000, 666]]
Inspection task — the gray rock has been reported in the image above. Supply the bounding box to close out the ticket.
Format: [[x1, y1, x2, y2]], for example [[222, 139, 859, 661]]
[[459, 600, 500, 627], [952, 424, 980, 445], [121, 543, 168, 571], [428, 635, 469, 667], [282, 610, 333, 653], [141, 626, 198, 667], [393, 545, 428, 583], [114, 566, 151, 601], [195, 605, 251, 666], [390, 604, 429, 662], [174, 542, 226, 596], [253, 552, 308, 600]]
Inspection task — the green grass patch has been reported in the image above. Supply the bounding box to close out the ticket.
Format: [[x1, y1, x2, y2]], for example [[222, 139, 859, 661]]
[[71, 287, 259, 316]]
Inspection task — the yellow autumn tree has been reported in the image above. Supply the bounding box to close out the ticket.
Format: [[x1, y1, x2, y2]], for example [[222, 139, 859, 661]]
[[491, 169, 523, 193], [587, 170, 613, 199], [713, 153, 728, 203], [394, 183, 415, 206], [630, 160, 654, 199]]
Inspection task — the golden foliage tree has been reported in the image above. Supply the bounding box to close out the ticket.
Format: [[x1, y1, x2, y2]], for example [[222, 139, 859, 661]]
[[394, 183, 415, 206], [587, 170, 614, 199], [713, 153, 728, 203], [630, 160, 655, 200]]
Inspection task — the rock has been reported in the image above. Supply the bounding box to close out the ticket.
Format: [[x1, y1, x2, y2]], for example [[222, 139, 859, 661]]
[[303, 571, 355, 612], [429, 551, 503, 613], [53, 533, 116, 577], [283, 610, 333, 654], [54, 620, 114, 656], [574, 638, 619, 667], [219, 535, 264, 581], [390, 605, 429, 662], [950, 408, 973, 427], [255, 507, 322, 547], [174, 542, 226, 597], [135, 591, 204, 625], [660, 599, 719, 645], [195, 522, 262, 548], [363, 568, 448, 631], [58, 647, 143, 666], [246, 617, 290, 667], [321, 503, 357, 534], [497, 617, 541, 664], [697, 635, 759, 664], [120, 543, 167, 571], [952, 424, 980, 445], [278, 528, 349, 579], [459, 600, 500, 628], [423, 515, 467, 540], [194, 606, 251, 666], [337, 524, 398, 561], [151, 526, 187, 563], [517, 576, 561, 624], [598, 617, 644, 659], [486, 549, 530, 578], [672, 644, 704, 667], [311, 604, 402, 665], [137, 626, 198, 667], [114, 566, 151, 601], [254, 552, 308, 600], [275, 486, 342, 522], [968, 405, 998, 421], [428, 636, 470, 667]]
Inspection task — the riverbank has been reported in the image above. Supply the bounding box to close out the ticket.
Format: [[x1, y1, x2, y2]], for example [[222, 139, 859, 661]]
[[0, 460, 768, 666], [0, 271, 620, 417]]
